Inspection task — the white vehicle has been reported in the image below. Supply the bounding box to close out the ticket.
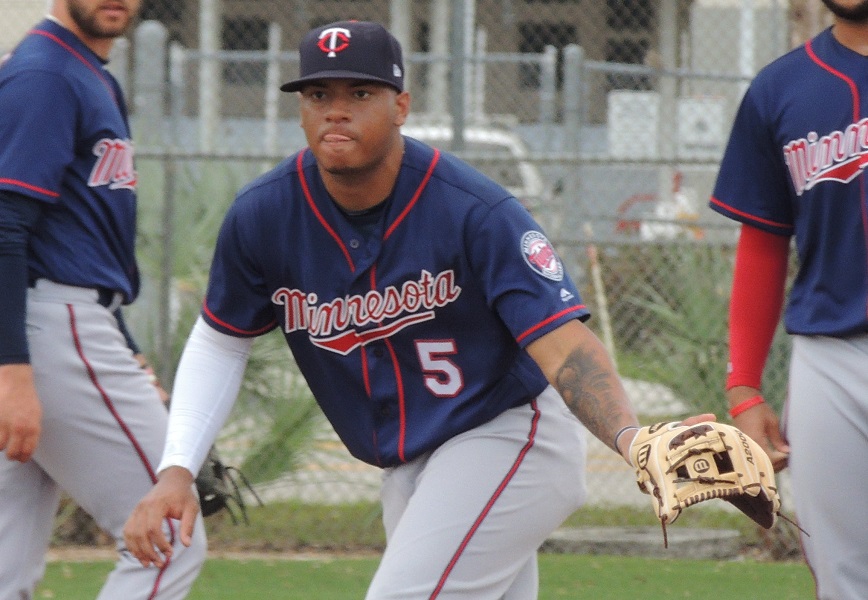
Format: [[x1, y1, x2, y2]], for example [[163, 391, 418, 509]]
[[400, 121, 547, 214]]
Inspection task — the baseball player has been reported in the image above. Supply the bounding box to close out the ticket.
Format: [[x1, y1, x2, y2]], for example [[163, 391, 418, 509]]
[[0, 1, 206, 598], [710, 2, 868, 598], [124, 21, 710, 599]]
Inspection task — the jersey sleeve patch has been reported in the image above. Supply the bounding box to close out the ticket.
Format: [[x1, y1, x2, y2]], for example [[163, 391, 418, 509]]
[[520, 231, 564, 281]]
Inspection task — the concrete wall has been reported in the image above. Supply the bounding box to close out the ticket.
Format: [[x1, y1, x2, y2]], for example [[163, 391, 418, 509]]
[[0, 0, 48, 53]]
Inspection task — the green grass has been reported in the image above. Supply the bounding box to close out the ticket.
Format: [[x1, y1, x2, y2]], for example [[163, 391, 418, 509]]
[[197, 500, 769, 553], [538, 554, 814, 599], [46, 501, 807, 597], [202, 501, 386, 552], [36, 554, 814, 599]]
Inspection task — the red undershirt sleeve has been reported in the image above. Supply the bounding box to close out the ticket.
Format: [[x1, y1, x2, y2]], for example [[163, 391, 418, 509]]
[[726, 223, 790, 390]]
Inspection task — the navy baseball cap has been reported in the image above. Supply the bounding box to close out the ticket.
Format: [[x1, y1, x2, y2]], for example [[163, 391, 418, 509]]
[[281, 21, 404, 93]]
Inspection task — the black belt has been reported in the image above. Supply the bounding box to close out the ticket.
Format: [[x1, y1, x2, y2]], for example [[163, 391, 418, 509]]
[[28, 278, 120, 309], [95, 288, 120, 308]]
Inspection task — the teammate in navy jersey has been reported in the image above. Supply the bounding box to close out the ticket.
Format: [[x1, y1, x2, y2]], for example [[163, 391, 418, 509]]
[[710, 2, 868, 598], [0, 2, 206, 598], [124, 20, 709, 598]]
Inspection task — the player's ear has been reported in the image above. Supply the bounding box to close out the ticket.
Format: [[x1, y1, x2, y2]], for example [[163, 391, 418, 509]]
[[394, 90, 411, 126]]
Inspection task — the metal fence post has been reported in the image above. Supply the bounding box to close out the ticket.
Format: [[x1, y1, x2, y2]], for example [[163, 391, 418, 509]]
[[264, 22, 282, 160], [199, 0, 222, 153], [390, 0, 412, 85], [539, 45, 557, 140], [558, 44, 584, 244], [561, 44, 583, 157], [108, 37, 129, 96], [133, 21, 167, 146], [449, 0, 467, 150], [133, 21, 174, 384], [426, 0, 450, 117], [471, 26, 486, 122], [169, 42, 187, 120]]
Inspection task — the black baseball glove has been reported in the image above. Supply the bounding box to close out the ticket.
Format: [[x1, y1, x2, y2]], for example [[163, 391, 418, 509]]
[[196, 446, 263, 524]]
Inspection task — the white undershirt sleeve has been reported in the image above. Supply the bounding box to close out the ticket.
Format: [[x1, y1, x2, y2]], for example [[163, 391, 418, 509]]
[[157, 316, 254, 475]]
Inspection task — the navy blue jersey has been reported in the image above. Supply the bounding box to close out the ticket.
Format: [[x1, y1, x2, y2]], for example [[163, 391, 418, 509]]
[[0, 19, 139, 301], [710, 28, 868, 336], [203, 136, 588, 467]]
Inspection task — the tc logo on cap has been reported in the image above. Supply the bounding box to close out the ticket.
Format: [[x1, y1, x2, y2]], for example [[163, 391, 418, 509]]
[[280, 20, 405, 93], [318, 27, 351, 57]]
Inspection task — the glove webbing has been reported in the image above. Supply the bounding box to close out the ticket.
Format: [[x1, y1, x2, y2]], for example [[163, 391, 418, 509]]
[[218, 464, 264, 525], [655, 473, 809, 548]]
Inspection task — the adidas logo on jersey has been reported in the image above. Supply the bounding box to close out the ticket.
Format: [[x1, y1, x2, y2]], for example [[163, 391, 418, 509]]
[[560, 289, 574, 302]]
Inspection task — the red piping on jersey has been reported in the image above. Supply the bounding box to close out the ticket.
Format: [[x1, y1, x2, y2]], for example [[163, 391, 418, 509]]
[[29, 29, 118, 104], [430, 398, 541, 599], [804, 39, 868, 320], [297, 150, 356, 272], [364, 149, 440, 462], [202, 301, 276, 336], [383, 148, 440, 240], [357, 295, 380, 465], [384, 338, 407, 462], [516, 305, 586, 344], [67, 304, 173, 598], [0, 178, 59, 198], [360, 348, 372, 397], [366, 265, 408, 462], [805, 39, 860, 120], [709, 196, 794, 231]]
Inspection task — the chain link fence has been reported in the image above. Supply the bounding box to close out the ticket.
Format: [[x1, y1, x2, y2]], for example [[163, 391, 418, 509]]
[[3, 0, 829, 549]]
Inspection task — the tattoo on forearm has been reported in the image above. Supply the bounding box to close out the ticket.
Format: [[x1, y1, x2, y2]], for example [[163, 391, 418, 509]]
[[554, 345, 633, 452]]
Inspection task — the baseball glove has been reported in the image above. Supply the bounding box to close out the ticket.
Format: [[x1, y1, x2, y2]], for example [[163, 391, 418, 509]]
[[196, 446, 263, 524], [629, 421, 781, 546]]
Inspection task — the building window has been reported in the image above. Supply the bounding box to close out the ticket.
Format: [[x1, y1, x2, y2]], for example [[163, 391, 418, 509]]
[[605, 38, 651, 91], [604, 0, 654, 91], [415, 21, 432, 88], [606, 0, 654, 31], [518, 22, 577, 88], [222, 17, 269, 85], [140, 0, 184, 22]]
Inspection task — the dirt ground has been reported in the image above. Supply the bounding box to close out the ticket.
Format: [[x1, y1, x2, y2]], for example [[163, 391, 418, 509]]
[[46, 544, 380, 563]]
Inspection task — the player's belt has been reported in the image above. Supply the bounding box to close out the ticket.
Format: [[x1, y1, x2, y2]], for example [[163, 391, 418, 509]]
[[28, 278, 124, 311]]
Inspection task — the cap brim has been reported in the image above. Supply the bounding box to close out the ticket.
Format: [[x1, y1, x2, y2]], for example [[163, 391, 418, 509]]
[[280, 70, 401, 92]]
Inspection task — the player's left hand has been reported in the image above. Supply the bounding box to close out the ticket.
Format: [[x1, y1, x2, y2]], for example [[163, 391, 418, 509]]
[[628, 419, 781, 546], [123, 466, 200, 568]]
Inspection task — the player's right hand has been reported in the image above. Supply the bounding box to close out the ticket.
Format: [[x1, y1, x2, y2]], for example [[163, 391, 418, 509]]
[[123, 466, 200, 568], [732, 404, 790, 472], [727, 387, 789, 472], [0, 364, 43, 462]]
